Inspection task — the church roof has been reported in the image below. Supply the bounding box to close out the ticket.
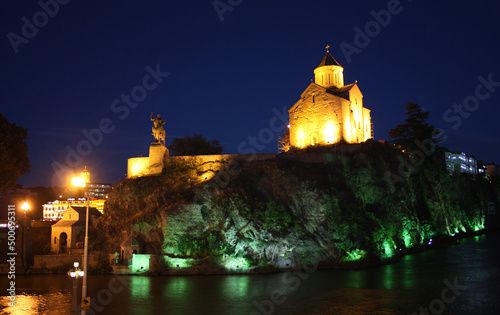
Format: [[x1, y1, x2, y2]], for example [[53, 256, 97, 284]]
[[317, 52, 342, 68], [69, 206, 102, 217], [52, 220, 85, 227], [121, 234, 141, 247], [326, 83, 357, 100]]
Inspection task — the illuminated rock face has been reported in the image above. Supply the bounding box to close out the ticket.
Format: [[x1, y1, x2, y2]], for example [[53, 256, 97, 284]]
[[288, 52, 372, 148]]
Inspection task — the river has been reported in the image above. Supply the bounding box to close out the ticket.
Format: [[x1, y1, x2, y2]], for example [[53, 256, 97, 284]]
[[1, 232, 500, 314]]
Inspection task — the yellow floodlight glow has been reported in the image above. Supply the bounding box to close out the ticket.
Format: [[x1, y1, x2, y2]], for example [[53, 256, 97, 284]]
[[72, 177, 85, 188], [21, 201, 30, 212], [324, 122, 335, 143]]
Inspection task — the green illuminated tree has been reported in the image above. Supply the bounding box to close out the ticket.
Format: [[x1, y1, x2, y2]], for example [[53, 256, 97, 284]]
[[169, 133, 223, 156], [387, 102, 437, 151], [0, 113, 30, 193]]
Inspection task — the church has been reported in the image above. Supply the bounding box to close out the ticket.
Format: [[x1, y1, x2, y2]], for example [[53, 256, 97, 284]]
[[286, 47, 373, 149], [127, 47, 374, 179]]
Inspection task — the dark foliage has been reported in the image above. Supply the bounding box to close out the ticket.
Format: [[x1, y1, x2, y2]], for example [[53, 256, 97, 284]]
[[169, 134, 223, 156], [0, 113, 30, 193], [387, 103, 438, 151]]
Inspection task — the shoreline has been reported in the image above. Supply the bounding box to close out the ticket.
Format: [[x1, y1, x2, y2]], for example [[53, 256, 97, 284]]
[[4, 228, 495, 277]]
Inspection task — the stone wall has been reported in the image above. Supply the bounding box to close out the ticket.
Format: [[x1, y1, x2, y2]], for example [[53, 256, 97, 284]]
[[33, 253, 101, 270], [128, 150, 276, 179]]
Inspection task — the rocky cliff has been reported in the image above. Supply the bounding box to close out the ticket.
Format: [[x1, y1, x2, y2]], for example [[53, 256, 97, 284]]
[[93, 141, 498, 273]]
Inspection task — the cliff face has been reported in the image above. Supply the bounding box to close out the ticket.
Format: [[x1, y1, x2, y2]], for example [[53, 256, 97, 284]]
[[95, 141, 497, 272]]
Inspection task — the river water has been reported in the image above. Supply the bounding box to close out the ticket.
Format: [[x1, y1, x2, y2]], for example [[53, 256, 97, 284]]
[[1, 232, 500, 315]]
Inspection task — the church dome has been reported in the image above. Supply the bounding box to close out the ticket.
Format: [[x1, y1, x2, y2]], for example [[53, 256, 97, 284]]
[[314, 46, 344, 88], [317, 51, 342, 68], [80, 166, 90, 183]]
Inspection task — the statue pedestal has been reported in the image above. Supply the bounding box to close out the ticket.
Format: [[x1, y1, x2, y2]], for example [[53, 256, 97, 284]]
[[148, 143, 169, 174]]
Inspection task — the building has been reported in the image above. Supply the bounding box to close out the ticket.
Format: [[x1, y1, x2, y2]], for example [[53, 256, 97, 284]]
[[127, 47, 372, 178], [76, 166, 112, 199], [42, 167, 111, 220], [87, 183, 112, 199], [120, 234, 143, 262], [43, 199, 105, 220], [486, 163, 500, 177], [50, 206, 102, 254], [444, 152, 478, 175], [286, 47, 372, 150]]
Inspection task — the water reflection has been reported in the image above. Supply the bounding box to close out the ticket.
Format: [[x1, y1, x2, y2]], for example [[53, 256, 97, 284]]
[[0, 291, 70, 315], [128, 276, 153, 315], [221, 275, 250, 300], [129, 276, 151, 298], [1, 233, 499, 314], [163, 277, 189, 298]]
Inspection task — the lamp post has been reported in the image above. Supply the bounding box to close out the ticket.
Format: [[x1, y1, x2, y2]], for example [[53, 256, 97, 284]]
[[21, 201, 30, 217], [68, 261, 84, 312], [72, 175, 90, 315], [21, 201, 30, 271]]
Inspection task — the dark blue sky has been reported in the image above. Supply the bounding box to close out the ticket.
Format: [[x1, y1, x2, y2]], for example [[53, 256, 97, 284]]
[[2, 0, 500, 187]]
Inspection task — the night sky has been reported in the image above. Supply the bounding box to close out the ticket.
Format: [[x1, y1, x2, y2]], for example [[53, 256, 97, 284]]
[[2, 0, 500, 188]]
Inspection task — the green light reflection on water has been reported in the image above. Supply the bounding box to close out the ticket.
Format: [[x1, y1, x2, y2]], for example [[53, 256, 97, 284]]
[[129, 276, 151, 298], [221, 275, 251, 299], [163, 277, 189, 297]]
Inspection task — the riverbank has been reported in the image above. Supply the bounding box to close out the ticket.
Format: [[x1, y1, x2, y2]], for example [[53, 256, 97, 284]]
[[2, 231, 499, 315], [4, 228, 496, 276]]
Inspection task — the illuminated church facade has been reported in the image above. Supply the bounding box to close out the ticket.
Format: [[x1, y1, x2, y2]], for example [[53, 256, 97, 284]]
[[286, 48, 372, 149]]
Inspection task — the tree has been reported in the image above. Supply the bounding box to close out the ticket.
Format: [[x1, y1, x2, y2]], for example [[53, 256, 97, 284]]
[[169, 134, 224, 156], [0, 113, 30, 193], [387, 103, 437, 151]]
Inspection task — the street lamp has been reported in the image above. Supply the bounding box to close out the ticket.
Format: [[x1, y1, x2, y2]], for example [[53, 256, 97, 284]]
[[72, 171, 90, 315], [68, 261, 84, 312], [21, 201, 30, 218], [20, 201, 30, 271]]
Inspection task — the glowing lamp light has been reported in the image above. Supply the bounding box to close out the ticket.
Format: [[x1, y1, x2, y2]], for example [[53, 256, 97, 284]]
[[297, 130, 305, 148], [69, 270, 84, 278], [72, 176, 85, 187], [68, 262, 84, 278], [324, 123, 335, 143], [21, 201, 30, 212]]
